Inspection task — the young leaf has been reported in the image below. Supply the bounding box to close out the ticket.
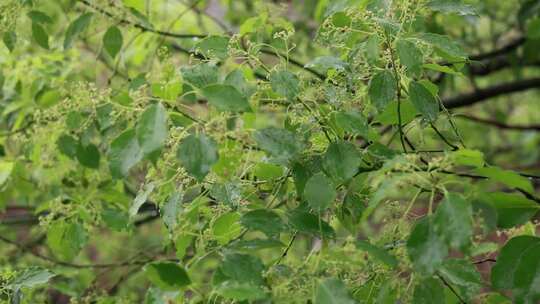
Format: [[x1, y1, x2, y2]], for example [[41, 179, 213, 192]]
[[314, 278, 357, 304], [201, 84, 251, 112], [176, 134, 219, 181], [270, 70, 300, 100], [136, 103, 168, 159], [406, 217, 448, 275], [46, 221, 87, 261], [369, 70, 396, 110], [103, 26, 123, 58], [408, 81, 439, 121], [144, 262, 191, 290], [108, 129, 144, 179], [64, 13, 93, 49], [31, 22, 49, 49]]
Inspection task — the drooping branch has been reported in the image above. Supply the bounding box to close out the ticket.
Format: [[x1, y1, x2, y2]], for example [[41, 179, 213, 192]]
[[443, 77, 540, 108]]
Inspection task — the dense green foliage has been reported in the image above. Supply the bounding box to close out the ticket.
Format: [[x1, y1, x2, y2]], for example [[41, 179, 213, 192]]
[[1, 0, 540, 303]]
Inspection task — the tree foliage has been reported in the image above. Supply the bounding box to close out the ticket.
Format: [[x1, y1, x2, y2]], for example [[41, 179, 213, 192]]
[[0, 0, 540, 303]]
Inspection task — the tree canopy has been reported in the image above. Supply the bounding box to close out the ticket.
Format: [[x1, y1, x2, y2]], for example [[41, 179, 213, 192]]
[[0, 0, 540, 303]]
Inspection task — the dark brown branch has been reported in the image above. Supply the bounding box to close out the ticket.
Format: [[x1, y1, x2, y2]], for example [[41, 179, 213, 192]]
[[469, 36, 526, 62], [443, 77, 540, 109], [456, 114, 540, 131], [79, 0, 206, 39]]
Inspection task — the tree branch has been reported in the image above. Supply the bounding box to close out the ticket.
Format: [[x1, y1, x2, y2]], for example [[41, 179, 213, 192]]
[[443, 77, 540, 108], [456, 114, 540, 131]]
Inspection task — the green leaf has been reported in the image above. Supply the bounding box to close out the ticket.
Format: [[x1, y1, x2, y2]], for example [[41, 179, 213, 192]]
[[201, 84, 251, 112], [423, 63, 463, 75], [224, 69, 255, 98], [57, 135, 78, 158], [314, 278, 357, 304], [408, 81, 439, 121], [151, 82, 182, 101], [212, 212, 242, 245], [103, 26, 123, 58], [64, 13, 93, 49], [438, 259, 483, 301], [144, 262, 191, 290], [215, 281, 268, 301], [129, 182, 155, 218], [9, 267, 55, 290], [176, 134, 219, 181], [27, 10, 53, 24], [76, 142, 100, 169], [412, 278, 445, 304], [288, 209, 335, 239], [478, 192, 539, 228], [254, 127, 305, 165], [161, 191, 183, 233], [123, 0, 145, 12], [47, 221, 87, 261], [420, 33, 468, 58], [527, 18, 540, 39], [334, 111, 369, 137], [194, 35, 229, 60], [433, 193, 472, 249], [304, 56, 349, 73], [368, 70, 396, 110], [0, 161, 14, 187], [323, 141, 361, 183], [428, 0, 477, 16], [376, 100, 418, 125], [181, 63, 219, 88], [270, 70, 300, 100], [491, 236, 540, 290], [304, 173, 336, 211], [101, 207, 129, 231], [3, 31, 16, 52], [406, 217, 448, 275], [108, 129, 144, 179], [475, 166, 534, 194], [228, 239, 285, 251], [31, 22, 49, 49], [136, 103, 168, 159], [240, 209, 286, 237], [513, 242, 540, 302], [396, 39, 423, 76], [356, 240, 398, 268], [220, 253, 265, 286], [451, 149, 485, 168]]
